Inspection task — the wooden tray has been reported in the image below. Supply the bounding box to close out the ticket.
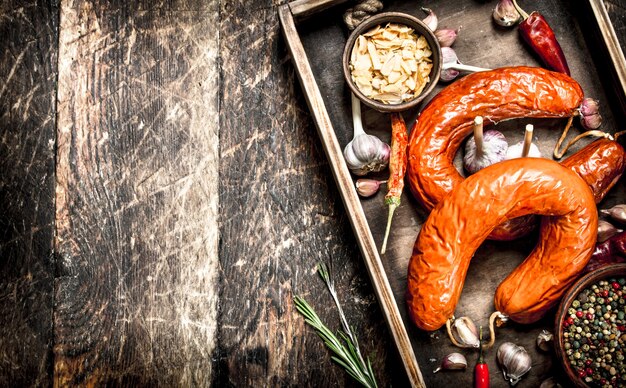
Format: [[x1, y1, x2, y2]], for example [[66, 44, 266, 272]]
[[279, 1, 626, 386]]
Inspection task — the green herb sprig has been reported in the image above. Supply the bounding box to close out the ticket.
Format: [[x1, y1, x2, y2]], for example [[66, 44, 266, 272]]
[[294, 262, 378, 388]]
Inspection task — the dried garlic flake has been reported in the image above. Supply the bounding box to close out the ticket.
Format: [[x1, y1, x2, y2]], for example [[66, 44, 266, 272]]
[[349, 23, 433, 105]]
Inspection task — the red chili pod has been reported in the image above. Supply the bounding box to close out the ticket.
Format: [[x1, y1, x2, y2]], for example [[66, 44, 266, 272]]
[[513, 1, 570, 75]]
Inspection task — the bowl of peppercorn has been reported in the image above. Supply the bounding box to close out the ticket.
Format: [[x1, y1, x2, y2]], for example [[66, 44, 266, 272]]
[[555, 264, 626, 387]]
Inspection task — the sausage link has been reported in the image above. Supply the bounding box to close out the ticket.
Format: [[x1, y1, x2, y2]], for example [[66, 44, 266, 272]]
[[407, 66, 583, 240], [406, 158, 597, 331], [488, 139, 625, 240]]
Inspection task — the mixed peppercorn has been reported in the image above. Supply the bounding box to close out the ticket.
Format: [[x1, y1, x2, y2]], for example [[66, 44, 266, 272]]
[[562, 278, 626, 387]]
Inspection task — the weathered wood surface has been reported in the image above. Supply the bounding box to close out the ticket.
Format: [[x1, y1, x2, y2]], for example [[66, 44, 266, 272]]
[[0, 0, 625, 386], [0, 0, 58, 385], [54, 0, 219, 385]]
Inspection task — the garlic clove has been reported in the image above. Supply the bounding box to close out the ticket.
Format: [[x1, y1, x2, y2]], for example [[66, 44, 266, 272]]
[[493, 0, 521, 27], [355, 179, 384, 197], [433, 352, 467, 373], [580, 98, 600, 116], [601, 204, 626, 225], [581, 112, 602, 130], [497, 342, 532, 386], [441, 47, 460, 82], [435, 28, 459, 47], [598, 219, 623, 243], [536, 329, 553, 352], [421, 7, 438, 31], [451, 316, 480, 348]]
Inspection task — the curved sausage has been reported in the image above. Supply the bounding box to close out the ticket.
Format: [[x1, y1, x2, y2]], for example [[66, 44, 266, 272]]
[[488, 138, 625, 240], [406, 158, 597, 331], [561, 138, 626, 203], [407, 66, 583, 240]]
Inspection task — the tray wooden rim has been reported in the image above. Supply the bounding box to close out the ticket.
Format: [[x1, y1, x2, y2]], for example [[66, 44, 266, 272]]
[[278, 1, 626, 387]]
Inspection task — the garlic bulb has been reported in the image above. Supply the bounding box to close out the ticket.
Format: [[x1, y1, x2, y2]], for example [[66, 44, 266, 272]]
[[433, 352, 467, 373], [497, 342, 532, 386], [536, 329, 553, 352], [451, 316, 480, 348], [505, 124, 542, 160], [493, 0, 521, 27], [601, 204, 626, 224], [598, 219, 623, 243], [463, 116, 508, 174], [343, 94, 390, 176]]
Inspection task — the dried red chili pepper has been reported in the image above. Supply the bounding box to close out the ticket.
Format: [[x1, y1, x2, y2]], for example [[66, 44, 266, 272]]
[[512, 0, 570, 75], [474, 327, 490, 388], [380, 112, 408, 254]]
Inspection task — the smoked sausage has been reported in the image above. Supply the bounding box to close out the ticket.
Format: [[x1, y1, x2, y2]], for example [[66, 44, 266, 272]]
[[406, 158, 597, 331], [407, 67, 583, 240], [561, 138, 626, 203], [488, 138, 626, 240]]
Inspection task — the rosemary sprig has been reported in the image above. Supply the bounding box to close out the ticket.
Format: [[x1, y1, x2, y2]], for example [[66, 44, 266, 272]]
[[294, 262, 378, 388]]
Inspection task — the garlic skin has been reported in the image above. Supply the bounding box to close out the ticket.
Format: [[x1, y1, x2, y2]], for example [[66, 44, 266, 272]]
[[497, 342, 532, 386], [435, 28, 458, 47], [464, 129, 508, 174], [536, 329, 553, 352], [433, 352, 467, 373], [451, 317, 480, 348], [493, 0, 521, 27], [601, 204, 626, 224], [355, 179, 383, 197], [344, 134, 390, 176], [421, 7, 438, 31], [598, 219, 623, 242]]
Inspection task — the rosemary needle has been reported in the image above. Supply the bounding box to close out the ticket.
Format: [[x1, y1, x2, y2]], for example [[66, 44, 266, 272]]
[[294, 262, 378, 388]]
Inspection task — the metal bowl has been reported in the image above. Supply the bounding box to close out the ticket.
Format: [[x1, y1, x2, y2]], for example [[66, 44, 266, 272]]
[[342, 12, 442, 113]]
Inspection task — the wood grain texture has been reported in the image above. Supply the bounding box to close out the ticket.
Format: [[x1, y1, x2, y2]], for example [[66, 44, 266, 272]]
[[54, 0, 219, 385], [0, 0, 58, 385], [215, 1, 405, 386]]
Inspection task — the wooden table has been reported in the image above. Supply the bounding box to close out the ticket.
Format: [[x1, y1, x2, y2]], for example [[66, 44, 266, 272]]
[[0, 0, 624, 386]]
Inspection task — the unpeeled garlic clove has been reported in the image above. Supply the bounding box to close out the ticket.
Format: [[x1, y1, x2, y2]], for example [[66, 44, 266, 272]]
[[598, 219, 623, 243], [493, 0, 521, 27], [536, 329, 553, 352], [433, 352, 467, 373], [601, 204, 626, 224], [421, 7, 438, 31], [440, 47, 460, 82], [497, 342, 532, 386], [435, 28, 459, 47], [451, 316, 480, 348], [343, 134, 390, 176], [581, 112, 602, 130], [580, 98, 600, 116], [355, 179, 384, 197]]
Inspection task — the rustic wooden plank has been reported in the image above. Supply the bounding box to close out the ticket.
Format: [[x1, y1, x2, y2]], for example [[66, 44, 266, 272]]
[[54, 0, 219, 385], [0, 0, 58, 385], [215, 1, 405, 386]]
